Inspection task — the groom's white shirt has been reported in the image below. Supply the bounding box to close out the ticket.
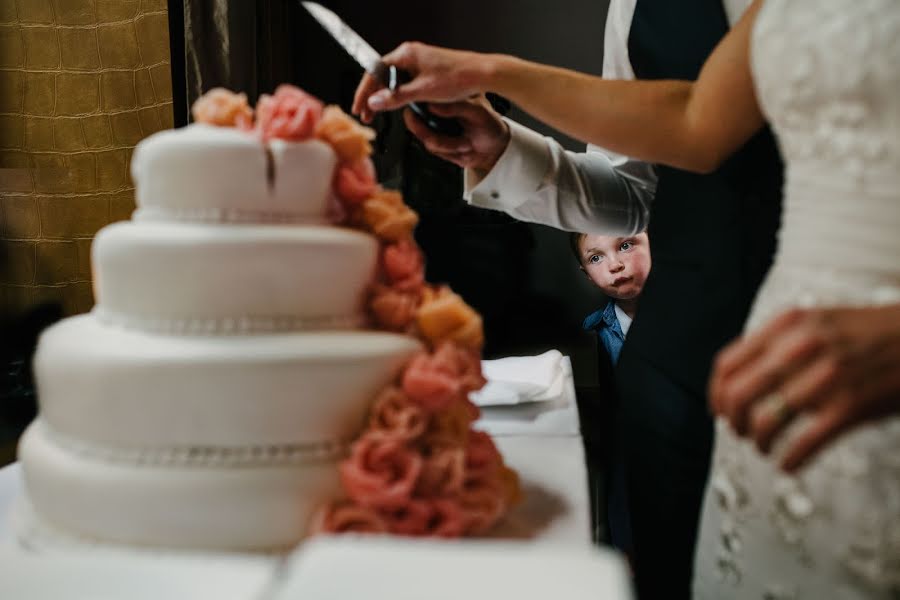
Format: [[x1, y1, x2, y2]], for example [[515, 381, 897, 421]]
[[463, 0, 751, 235]]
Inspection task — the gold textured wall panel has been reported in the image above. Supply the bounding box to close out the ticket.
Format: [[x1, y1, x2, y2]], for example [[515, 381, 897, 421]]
[[0, 0, 174, 318]]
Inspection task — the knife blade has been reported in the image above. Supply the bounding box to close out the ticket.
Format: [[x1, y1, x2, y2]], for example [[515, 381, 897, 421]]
[[301, 2, 462, 137]]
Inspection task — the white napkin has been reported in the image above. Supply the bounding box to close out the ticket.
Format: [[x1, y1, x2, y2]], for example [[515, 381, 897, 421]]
[[471, 350, 566, 406]]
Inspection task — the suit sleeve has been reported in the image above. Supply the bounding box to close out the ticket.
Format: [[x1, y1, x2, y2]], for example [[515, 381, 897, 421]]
[[462, 0, 658, 236]]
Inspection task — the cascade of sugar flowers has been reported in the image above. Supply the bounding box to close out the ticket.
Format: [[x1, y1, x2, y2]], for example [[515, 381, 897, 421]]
[[192, 86, 522, 537]]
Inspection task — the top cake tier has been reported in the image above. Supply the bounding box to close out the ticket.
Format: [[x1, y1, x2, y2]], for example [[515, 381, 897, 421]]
[[131, 124, 338, 224]]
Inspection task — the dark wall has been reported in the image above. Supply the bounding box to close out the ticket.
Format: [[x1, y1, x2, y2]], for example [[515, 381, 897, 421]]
[[182, 0, 613, 384]]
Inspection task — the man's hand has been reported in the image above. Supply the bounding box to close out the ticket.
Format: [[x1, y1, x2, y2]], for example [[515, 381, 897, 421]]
[[400, 96, 510, 172], [709, 303, 900, 472]]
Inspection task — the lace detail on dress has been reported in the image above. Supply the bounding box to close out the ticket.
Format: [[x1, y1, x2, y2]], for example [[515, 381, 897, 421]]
[[752, 0, 900, 180], [694, 1, 900, 598]]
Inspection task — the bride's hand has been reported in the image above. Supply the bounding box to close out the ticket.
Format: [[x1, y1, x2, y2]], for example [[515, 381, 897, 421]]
[[352, 42, 497, 121], [708, 303, 900, 472]]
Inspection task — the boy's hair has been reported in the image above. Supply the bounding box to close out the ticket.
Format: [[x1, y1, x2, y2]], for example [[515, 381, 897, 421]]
[[569, 232, 588, 266]]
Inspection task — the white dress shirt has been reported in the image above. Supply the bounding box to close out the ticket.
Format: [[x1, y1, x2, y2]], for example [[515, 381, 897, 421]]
[[614, 303, 633, 337], [463, 0, 751, 235]]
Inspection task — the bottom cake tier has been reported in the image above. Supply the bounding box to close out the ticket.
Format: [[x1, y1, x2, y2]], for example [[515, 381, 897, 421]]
[[18, 420, 342, 552]]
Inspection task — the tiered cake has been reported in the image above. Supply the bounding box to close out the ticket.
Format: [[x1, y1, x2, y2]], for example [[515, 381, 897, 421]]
[[17, 105, 422, 552]]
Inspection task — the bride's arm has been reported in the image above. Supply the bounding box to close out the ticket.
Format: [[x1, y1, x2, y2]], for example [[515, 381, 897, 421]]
[[358, 0, 765, 174]]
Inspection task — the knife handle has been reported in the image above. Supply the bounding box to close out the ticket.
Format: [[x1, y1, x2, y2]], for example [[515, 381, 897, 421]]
[[388, 65, 464, 137]]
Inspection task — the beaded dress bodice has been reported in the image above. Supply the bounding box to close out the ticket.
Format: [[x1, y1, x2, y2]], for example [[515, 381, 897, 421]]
[[694, 1, 900, 598]]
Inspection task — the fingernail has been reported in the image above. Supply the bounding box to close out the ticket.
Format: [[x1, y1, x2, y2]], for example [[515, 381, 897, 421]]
[[368, 92, 388, 109]]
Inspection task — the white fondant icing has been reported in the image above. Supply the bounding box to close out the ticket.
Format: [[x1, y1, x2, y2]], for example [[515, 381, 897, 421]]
[[131, 124, 338, 223], [92, 222, 378, 331], [19, 422, 339, 551], [35, 314, 421, 448], [21, 116, 425, 553]]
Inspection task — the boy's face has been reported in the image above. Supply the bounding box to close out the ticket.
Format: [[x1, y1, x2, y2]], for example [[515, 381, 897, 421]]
[[578, 233, 651, 300]]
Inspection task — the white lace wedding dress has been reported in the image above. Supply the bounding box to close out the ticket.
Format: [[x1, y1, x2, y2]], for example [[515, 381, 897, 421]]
[[692, 0, 900, 597]]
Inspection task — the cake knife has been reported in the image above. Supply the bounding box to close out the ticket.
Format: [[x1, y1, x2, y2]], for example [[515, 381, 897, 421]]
[[301, 1, 463, 137]]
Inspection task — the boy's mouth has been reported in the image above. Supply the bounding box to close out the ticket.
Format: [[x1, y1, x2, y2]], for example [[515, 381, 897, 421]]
[[612, 276, 632, 287]]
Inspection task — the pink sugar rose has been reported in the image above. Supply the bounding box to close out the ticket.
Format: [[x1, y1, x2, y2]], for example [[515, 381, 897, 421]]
[[466, 429, 503, 481], [459, 474, 507, 535], [326, 191, 348, 225], [255, 84, 323, 142], [334, 158, 377, 206], [368, 386, 427, 443], [379, 498, 434, 536], [422, 399, 480, 448], [381, 239, 426, 293], [439, 342, 487, 394], [368, 283, 422, 332], [401, 342, 487, 413], [340, 434, 422, 509], [401, 352, 464, 414], [191, 88, 254, 129], [416, 443, 466, 498], [310, 500, 389, 535], [425, 498, 468, 538]]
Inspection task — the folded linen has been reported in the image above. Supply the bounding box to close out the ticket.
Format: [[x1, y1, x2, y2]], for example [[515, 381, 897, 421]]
[[470, 350, 565, 406]]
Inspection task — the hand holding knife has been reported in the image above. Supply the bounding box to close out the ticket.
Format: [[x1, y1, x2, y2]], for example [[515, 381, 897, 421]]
[[301, 2, 463, 137]]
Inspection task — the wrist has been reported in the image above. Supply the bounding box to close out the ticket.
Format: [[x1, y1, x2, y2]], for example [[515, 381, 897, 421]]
[[478, 54, 520, 96]]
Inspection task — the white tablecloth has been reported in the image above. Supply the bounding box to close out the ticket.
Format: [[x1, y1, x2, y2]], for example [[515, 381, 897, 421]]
[[0, 355, 629, 599]]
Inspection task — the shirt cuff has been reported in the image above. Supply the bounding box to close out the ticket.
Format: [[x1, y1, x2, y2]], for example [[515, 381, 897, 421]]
[[463, 118, 552, 211]]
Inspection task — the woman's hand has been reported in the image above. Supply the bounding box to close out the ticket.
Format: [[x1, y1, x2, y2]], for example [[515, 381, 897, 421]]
[[352, 42, 500, 122], [709, 303, 900, 472]]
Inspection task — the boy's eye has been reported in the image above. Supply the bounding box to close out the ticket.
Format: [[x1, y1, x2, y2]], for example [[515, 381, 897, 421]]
[[589, 254, 602, 264], [620, 241, 633, 251]]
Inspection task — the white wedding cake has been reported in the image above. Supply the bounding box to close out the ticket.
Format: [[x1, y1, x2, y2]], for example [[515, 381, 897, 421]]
[[16, 117, 422, 552]]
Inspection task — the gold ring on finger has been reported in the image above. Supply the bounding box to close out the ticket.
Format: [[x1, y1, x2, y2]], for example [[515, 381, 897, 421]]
[[761, 392, 793, 424]]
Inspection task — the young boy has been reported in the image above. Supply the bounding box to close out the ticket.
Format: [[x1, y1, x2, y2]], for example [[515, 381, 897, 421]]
[[570, 230, 651, 563], [572, 231, 651, 364]]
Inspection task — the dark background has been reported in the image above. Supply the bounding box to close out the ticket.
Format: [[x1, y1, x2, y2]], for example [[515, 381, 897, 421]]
[[1, 0, 613, 462], [185, 0, 613, 380]]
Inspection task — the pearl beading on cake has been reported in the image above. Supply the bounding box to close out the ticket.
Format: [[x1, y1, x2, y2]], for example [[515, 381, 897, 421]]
[[133, 206, 333, 225], [39, 420, 350, 468], [93, 307, 367, 334]]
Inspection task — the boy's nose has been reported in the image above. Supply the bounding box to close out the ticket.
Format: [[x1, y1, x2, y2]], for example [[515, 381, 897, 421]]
[[610, 260, 625, 273]]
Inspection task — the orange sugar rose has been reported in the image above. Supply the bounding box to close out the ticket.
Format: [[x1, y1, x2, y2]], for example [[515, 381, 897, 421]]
[[191, 88, 253, 129], [339, 434, 423, 510], [368, 283, 422, 332], [416, 286, 484, 351], [499, 464, 524, 507], [361, 189, 419, 242], [423, 398, 479, 448], [310, 500, 389, 535], [315, 105, 376, 163], [367, 386, 427, 443]]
